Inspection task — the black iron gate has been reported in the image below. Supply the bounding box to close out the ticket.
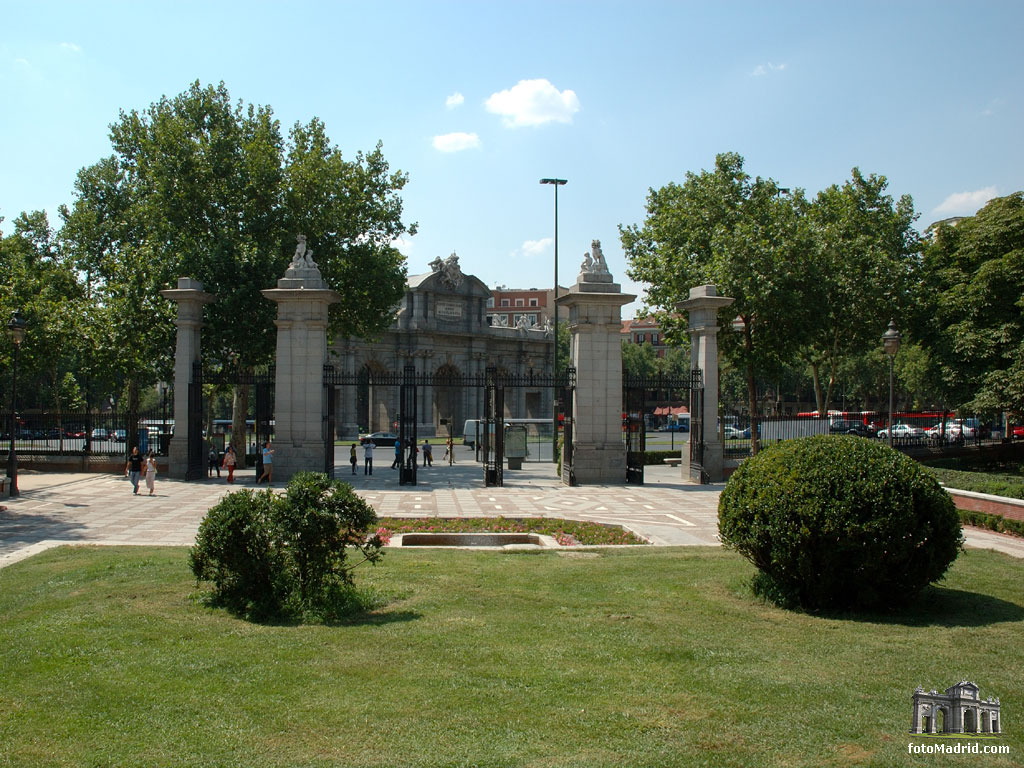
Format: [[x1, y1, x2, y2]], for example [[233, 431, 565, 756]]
[[560, 379, 576, 486], [323, 366, 574, 487], [398, 365, 418, 486], [188, 361, 205, 481], [483, 366, 504, 487], [622, 370, 703, 485]]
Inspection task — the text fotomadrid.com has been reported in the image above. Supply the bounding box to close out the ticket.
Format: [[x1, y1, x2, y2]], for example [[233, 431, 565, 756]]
[[908, 742, 1009, 755]]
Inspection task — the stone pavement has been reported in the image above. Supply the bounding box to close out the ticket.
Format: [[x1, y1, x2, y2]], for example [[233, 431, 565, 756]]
[[2, 444, 1022, 568]]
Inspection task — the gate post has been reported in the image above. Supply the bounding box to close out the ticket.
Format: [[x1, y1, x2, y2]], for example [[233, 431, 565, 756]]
[[555, 240, 634, 485], [262, 240, 340, 482], [678, 285, 734, 483], [160, 278, 214, 480]]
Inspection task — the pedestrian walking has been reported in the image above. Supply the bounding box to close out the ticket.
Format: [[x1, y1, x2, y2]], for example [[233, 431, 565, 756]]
[[208, 445, 220, 478], [443, 435, 455, 465], [222, 444, 237, 484], [391, 440, 402, 469], [257, 441, 274, 485], [125, 446, 143, 495], [422, 439, 433, 467], [363, 440, 374, 474], [144, 450, 158, 496], [349, 443, 358, 475]]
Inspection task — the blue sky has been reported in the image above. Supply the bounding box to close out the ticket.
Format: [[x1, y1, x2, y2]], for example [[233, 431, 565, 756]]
[[2, 1, 1022, 317]]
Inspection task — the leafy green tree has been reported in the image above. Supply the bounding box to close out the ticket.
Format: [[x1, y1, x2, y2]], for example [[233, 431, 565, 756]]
[[914, 192, 1024, 416], [621, 340, 659, 378], [0, 211, 87, 412], [802, 170, 920, 414], [620, 152, 815, 452], [60, 81, 415, 457]]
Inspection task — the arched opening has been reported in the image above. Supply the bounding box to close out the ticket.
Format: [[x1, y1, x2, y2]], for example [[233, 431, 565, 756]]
[[981, 710, 990, 733], [963, 708, 976, 733], [922, 715, 932, 734], [992, 715, 999, 733], [937, 708, 947, 733], [433, 363, 463, 438], [357, 362, 392, 433]]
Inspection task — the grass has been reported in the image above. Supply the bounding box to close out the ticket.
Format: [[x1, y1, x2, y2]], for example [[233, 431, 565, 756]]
[[926, 466, 1024, 500], [1, 546, 1023, 767]]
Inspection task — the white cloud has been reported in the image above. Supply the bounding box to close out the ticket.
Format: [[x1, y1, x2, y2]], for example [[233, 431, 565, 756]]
[[752, 62, 786, 76], [933, 187, 998, 216], [446, 92, 464, 109], [60, 42, 82, 53], [432, 132, 481, 153], [392, 237, 414, 256], [520, 238, 552, 258], [485, 79, 580, 127]]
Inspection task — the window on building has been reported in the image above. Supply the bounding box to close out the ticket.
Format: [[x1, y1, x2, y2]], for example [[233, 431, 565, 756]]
[[528, 314, 537, 325], [529, 298, 538, 307], [501, 298, 510, 307], [515, 298, 525, 307], [486, 297, 494, 308], [637, 333, 646, 343]]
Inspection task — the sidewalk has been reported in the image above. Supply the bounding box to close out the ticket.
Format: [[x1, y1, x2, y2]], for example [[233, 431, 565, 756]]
[[2, 445, 1023, 568]]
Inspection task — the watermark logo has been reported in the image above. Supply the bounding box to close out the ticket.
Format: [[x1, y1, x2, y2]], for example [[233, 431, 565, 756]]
[[910, 680, 1002, 736]]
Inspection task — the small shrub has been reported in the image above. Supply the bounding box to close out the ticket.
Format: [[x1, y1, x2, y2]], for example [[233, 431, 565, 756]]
[[190, 472, 386, 622], [718, 435, 963, 611]]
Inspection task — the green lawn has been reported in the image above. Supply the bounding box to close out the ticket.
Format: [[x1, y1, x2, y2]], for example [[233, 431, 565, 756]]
[[1, 546, 1022, 767]]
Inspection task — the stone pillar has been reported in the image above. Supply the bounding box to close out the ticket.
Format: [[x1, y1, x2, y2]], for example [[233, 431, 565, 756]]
[[556, 242, 634, 485], [262, 250, 340, 482], [160, 278, 215, 479], [678, 285, 734, 484]]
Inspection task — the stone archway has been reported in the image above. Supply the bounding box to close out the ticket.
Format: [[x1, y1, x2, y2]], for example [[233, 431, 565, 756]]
[[936, 708, 948, 733], [964, 708, 976, 733], [357, 361, 392, 433], [432, 362, 463, 437]]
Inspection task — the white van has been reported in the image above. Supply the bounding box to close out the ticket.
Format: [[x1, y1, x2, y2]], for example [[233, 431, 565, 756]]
[[462, 419, 482, 446]]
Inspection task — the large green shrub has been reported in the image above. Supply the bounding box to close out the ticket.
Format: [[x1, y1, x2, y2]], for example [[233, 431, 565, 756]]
[[718, 435, 963, 611], [190, 473, 386, 621]]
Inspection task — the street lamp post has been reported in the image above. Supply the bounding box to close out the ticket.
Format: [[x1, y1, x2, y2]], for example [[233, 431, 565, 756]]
[[6, 310, 28, 498], [540, 177, 567, 464], [881, 319, 902, 449]]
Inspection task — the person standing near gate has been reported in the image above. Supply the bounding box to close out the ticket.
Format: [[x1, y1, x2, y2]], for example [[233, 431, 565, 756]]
[[391, 440, 402, 470], [144, 450, 158, 496], [444, 435, 455, 465], [258, 441, 274, 485], [222, 444, 237, 484], [349, 443, 358, 475], [363, 440, 374, 475], [125, 446, 143, 495], [422, 439, 432, 467]]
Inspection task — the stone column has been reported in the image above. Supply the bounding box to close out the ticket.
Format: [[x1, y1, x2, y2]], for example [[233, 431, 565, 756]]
[[262, 252, 340, 482], [678, 285, 734, 484], [556, 244, 634, 485], [160, 278, 215, 479]]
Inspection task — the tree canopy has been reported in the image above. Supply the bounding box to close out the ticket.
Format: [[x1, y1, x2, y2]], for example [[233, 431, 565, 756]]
[[914, 192, 1024, 416]]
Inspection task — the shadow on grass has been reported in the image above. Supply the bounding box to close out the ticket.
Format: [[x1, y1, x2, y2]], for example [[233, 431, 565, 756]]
[[829, 585, 1024, 629]]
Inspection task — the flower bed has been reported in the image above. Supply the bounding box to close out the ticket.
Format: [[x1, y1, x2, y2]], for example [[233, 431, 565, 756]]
[[376, 516, 648, 546]]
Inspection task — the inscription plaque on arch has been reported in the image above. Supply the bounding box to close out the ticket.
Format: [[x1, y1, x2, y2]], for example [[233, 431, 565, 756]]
[[436, 301, 463, 321]]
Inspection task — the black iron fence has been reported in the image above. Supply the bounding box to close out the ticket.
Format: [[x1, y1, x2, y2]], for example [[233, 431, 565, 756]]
[[720, 411, 1000, 457], [0, 408, 173, 457]]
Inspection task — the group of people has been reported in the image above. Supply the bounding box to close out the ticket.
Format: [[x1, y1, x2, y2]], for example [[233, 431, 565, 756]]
[[207, 442, 273, 485], [349, 436, 456, 475], [124, 446, 158, 496]]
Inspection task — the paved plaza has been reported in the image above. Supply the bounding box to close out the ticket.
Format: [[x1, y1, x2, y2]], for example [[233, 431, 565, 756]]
[[2, 444, 1023, 568]]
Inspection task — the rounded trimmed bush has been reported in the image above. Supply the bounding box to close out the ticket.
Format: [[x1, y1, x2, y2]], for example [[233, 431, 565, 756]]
[[718, 435, 962, 610]]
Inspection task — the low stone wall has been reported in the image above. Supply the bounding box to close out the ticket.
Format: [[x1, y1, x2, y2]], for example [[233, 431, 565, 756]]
[[947, 488, 1024, 523], [13, 455, 168, 475]]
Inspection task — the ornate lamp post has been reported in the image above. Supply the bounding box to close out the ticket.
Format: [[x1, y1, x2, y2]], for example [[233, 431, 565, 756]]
[[6, 310, 28, 498], [540, 177, 567, 463], [881, 319, 902, 449]]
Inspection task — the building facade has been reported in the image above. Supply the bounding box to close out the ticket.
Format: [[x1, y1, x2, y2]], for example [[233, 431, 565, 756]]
[[331, 255, 554, 438], [621, 316, 669, 357], [910, 682, 1001, 735]]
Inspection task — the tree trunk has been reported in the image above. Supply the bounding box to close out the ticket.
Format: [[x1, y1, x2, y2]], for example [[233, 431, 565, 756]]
[[232, 384, 250, 469]]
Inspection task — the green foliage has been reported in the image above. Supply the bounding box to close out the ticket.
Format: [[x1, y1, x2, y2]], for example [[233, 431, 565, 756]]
[[640, 449, 685, 466], [914, 192, 1024, 415], [376, 516, 648, 545], [923, 466, 1024, 500], [958, 509, 1024, 538], [718, 435, 963, 610], [189, 472, 385, 622]]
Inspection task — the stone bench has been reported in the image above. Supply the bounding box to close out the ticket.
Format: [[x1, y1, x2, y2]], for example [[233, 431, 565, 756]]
[[663, 458, 683, 468]]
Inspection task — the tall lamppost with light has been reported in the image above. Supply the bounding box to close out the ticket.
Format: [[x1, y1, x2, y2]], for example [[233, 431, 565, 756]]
[[540, 177, 567, 463], [882, 319, 901, 449], [6, 310, 28, 498]]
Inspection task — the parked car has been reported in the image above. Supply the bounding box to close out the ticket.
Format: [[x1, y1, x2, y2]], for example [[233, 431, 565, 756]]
[[359, 432, 400, 447], [829, 419, 876, 437], [90, 428, 109, 440], [876, 423, 925, 441], [661, 422, 689, 432], [1012, 425, 1024, 440], [723, 426, 749, 440], [112, 429, 127, 442]]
